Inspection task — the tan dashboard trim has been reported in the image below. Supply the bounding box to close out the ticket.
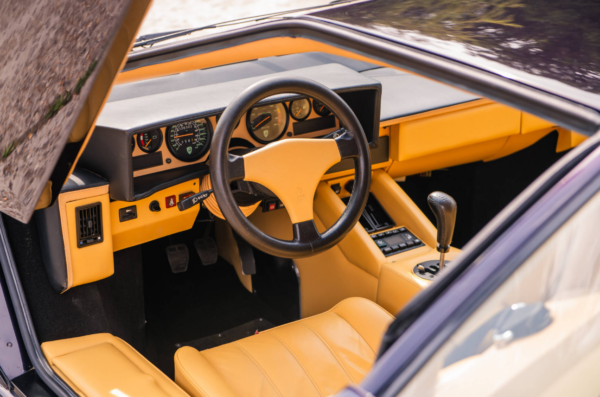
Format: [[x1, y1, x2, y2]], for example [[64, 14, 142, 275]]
[[57, 185, 111, 291]]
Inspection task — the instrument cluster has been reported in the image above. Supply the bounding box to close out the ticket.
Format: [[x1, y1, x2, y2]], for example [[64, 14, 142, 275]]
[[131, 97, 336, 176]]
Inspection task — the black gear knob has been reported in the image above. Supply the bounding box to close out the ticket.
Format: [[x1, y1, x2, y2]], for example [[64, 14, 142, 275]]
[[427, 191, 457, 254]]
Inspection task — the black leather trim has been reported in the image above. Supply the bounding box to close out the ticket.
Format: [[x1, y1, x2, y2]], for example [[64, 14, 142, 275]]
[[327, 135, 388, 174], [292, 220, 320, 243], [133, 163, 209, 200], [335, 131, 359, 159], [34, 200, 67, 293], [61, 168, 108, 193]]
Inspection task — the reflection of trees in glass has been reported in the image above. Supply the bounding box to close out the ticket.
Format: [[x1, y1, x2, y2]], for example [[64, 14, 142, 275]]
[[316, 0, 600, 93]]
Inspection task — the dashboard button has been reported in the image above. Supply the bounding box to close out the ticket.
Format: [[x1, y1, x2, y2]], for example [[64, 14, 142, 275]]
[[165, 195, 176, 209], [376, 240, 387, 248], [392, 229, 400, 234], [391, 244, 400, 251], [382, 247, 392, 254]]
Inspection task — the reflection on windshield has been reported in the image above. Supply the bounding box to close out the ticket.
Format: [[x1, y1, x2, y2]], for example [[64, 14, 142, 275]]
[[313, 0, 600, 95], [138, 0, 333, 37]]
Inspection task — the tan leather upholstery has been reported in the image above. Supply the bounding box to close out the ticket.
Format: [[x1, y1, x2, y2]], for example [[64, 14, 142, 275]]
[[174, 297, 394, 397], [42, 333, 189, 397]]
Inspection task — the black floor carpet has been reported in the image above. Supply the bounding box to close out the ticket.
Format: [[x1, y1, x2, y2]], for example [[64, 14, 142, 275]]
[[179, 318, 275, 351], [142, 230, 288, 379]]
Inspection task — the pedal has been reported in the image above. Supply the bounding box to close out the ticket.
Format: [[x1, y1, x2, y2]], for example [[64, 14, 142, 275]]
[[166, 244, 189, 273], [194, 236, 218, 265]]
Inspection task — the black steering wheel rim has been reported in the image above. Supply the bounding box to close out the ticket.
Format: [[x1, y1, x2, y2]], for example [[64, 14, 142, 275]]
[[210, 76, 371, 258]]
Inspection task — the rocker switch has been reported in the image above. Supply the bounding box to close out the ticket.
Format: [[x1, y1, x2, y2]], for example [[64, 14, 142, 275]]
[[119, 205, 137, 222]]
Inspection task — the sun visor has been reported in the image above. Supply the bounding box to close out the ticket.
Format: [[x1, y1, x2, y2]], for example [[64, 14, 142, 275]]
[[0, 0, 151, 223]]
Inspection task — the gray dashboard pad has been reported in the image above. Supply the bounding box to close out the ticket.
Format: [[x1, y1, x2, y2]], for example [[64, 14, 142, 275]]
[[97, 63, 379, 133], [99, 52, 479, 132]]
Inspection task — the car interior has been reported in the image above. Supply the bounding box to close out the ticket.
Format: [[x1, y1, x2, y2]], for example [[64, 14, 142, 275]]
[[4, 49, 587, 397]]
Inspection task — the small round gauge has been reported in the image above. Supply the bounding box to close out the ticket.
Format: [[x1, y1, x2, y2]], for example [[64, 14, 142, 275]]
[[246, 103, 289, 143], [289, 99, 311, 121], [136, 128, 163, 153], [166, 119, 212, 162], [312, 99, 332, 117]]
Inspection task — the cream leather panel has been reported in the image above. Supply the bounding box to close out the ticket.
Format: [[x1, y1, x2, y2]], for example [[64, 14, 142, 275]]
[[175, 297, 394, 397], [42, 333, 189, 397]]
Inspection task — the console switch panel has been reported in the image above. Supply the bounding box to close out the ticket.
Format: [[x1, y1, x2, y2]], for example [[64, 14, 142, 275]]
[[370, 227, 424, 257]]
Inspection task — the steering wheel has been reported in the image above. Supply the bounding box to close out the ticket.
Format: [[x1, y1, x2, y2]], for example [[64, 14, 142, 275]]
[[210, 77, 371, 258]]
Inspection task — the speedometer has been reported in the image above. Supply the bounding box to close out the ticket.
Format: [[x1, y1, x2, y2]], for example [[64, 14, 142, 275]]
[[246, 103, 289, 143], [166, 119, 212, 162]]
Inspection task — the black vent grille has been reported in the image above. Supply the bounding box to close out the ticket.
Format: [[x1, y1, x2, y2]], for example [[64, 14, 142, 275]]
[[76, 202, 103, 248]]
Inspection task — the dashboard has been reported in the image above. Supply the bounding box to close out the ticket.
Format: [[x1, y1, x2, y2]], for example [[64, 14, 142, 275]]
[[79, 52, 480, 203], [130, 97, 340, 178], [79, 62, 383, 202]]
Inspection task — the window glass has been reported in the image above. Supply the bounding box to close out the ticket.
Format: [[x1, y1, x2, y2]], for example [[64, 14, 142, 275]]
[[398, 190, 600, 397]]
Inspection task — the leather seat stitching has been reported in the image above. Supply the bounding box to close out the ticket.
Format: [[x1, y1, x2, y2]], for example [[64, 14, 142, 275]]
[[269, 332, 324, 397], [232, 342, 284, 397], [330, 312, 376, 355], [300, 320, 359, 384], [175, 351, 212, 397]]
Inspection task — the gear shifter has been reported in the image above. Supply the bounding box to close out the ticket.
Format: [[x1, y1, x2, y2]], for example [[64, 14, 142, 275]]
[[427, 191, 457, 270]]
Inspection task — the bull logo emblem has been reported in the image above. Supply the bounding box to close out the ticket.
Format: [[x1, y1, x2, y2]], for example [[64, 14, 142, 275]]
[[186, 146, 193, 155], [263, 130, 269, 138]]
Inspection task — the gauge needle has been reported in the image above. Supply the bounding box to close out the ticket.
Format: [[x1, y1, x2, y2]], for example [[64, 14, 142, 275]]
[[144, 139, 152, 148], [176, 133, 194, 138], [295, 109, 302, 117], [254, 115, 271, 128], [320, 105, 325, 111]]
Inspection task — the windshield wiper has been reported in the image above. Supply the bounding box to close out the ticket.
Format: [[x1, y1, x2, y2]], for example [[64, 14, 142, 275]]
[[133, 0, 364, 49]]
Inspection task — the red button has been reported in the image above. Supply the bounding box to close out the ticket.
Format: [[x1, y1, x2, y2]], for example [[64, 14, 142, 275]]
[[165, 195, 176, 208], [268, 203, 276, 211]]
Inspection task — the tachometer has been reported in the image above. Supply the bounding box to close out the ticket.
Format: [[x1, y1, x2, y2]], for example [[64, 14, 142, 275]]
[[136, 128, 163, 153], [290, 99, 311, 121], [246, 103, 289, 143], [166, 119, 212, 162]]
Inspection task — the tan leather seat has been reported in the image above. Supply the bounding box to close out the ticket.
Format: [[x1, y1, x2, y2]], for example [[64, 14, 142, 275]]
[[42, 333, 189, 397], [174, 297, 394, 397]]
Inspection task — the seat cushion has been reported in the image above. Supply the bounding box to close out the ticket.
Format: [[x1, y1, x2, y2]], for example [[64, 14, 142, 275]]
[[42, 333, 189, 397], [174, 297, 394, 397]]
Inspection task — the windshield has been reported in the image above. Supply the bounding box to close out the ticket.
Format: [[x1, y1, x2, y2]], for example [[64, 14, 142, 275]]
[[137, 0, 333, 42]]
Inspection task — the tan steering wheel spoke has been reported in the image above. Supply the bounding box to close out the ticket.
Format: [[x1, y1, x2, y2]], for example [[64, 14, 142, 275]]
[[242, 139, 341, 224]]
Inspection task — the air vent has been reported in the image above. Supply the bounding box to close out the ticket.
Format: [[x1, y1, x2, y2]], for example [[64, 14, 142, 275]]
[[76, 202, 103, 248]]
